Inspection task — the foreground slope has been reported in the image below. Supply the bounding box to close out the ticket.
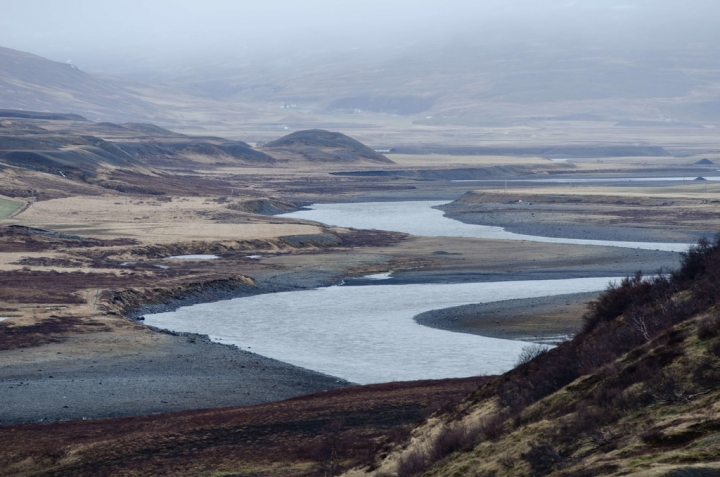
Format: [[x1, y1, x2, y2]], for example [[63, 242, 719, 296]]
[[359, 238, 720, 477]]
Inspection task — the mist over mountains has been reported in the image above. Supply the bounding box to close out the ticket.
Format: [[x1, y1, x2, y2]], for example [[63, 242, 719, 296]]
[[2, 0, 720, 129]]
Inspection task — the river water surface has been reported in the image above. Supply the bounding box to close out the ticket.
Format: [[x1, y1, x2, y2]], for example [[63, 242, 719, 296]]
[[145, 200, 682, 383], [145, 277, 619, 384], [281, 201, 689, 252]]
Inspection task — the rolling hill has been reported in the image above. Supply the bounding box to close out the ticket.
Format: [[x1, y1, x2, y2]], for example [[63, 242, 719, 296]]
[[262, 129, 393, 163], [0, 110, 275, 197]]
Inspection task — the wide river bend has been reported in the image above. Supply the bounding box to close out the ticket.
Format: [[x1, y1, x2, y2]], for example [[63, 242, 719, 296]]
[[145, 200, 685, 384]]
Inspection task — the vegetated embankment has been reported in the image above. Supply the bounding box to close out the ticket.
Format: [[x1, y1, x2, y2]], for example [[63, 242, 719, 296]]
[[360, 235, 720, 476]]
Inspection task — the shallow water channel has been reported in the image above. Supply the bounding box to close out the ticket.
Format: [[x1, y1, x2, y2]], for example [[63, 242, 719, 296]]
[[282, 200, 689, 252], [145, 277, 619, 384]]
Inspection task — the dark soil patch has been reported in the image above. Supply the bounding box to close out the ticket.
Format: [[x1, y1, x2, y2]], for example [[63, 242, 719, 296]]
[[0, 315, 111, 350], [0, 270, 140, 304]]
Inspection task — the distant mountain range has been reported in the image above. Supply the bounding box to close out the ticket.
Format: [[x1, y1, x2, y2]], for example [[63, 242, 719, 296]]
[[0, 46, 170, 122], [2, 43, 720, 134]]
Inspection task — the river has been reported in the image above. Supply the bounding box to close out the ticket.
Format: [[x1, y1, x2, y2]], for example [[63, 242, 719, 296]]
[[144, 277, 619, 384], [281, 200, 689, 252]]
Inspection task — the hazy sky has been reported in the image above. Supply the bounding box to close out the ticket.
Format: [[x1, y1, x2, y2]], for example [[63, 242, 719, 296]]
[[2, 0, 719, 72]]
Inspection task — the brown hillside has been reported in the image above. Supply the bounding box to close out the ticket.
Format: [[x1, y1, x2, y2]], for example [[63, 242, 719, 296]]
[[358, 237, 720, 477]]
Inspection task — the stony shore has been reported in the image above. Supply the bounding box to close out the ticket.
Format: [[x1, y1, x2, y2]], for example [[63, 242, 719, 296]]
[[0, 332, 349, 426], [415, 291, 600, 344], [0, 271, 351, 426], [438, 200, 712, 244]]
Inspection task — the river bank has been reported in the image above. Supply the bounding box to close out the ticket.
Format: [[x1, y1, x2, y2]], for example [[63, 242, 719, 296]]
[[0, 271, 351, 426], [0, 330, 349, 426], [414, 291, 599, 344], [438, 189, 719, 244]]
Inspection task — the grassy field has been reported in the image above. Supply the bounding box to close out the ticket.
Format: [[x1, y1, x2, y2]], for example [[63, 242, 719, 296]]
[[0, 197, 22, 218]]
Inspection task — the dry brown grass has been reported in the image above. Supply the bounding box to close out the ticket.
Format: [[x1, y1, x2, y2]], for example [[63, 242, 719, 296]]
[[12, 195, 321, 243]]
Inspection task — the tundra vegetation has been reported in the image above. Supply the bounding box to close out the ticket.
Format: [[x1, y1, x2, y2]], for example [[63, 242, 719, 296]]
[[363, 237, 720, 477]]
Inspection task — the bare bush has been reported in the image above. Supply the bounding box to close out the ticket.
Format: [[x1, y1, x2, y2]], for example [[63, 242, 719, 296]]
[[692, 357, 720, 388], [478, 412, 507, 441], [697, 315, 720, 340], [710, 338, 720, 358], [427, 421, 483, 463], [522, 441, 567, 475], [647, 368, 691, 404], [582, 271, 651, 333], [311, 419, 349, 477], [515, 344, 551, 367], [396, 447, 428, 477]]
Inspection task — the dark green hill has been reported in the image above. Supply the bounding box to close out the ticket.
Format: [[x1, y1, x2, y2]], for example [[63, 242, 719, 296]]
[[264, 129, 392, 163]]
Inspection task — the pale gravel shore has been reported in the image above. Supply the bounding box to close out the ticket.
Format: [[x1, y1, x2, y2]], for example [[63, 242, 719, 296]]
[[414, 291, 600, 344], [0, 332, 350, 426], [439, 205, 711, 244], [0, 271, 350, 426]]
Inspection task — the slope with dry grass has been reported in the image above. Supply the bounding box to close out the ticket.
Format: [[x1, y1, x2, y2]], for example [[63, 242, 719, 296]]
[[355, 237, 720, 477]]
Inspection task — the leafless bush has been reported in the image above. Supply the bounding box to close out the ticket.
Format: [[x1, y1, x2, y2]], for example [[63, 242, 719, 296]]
[[698, 315, 720, 340], [396, 447, 428, 477], [522, 441, 567, 476], [477, 412, 507, 441], [516, 344, 551, 367], [692, 357, 720, 388], [710, 338, 720, 358], [582, 271, 652, 333], [647, 368, 691, 404], [497, 375, 533, 412], [426, 421, 482, 463], [675, 236, 715, 282], [311, 419, 349, 476]]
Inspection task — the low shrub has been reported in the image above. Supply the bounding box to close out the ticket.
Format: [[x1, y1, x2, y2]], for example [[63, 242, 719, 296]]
[[396, 447, 428, 477], [692, 357, 720, 388], [710, 338, 720, 358], [477, 412, 507, 441], [698, 315, 720, 340], [427, 422, 481, 462], [522, 441, 567, 476], [515, 344, 550, 367]]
